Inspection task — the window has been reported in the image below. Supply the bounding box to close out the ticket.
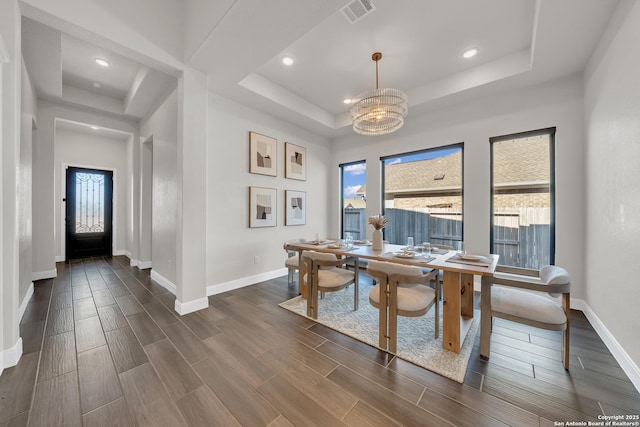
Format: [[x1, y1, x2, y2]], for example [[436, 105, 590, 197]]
[[490, 128, 555, 273], [381, 144, 463, 247], [340, 160, 366, 239]]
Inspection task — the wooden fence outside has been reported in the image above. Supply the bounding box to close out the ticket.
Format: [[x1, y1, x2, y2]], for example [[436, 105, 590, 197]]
[[343, 207, 550, 269]]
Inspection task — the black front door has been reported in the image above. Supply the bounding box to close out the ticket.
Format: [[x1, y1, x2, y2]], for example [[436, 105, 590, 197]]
[[65, 167, 113, 260]]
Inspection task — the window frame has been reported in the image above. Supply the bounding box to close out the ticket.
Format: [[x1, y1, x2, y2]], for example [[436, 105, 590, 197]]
[[339, 159, 366, 239], [380, 143, 464, 245], [489, 127, 556, 275]]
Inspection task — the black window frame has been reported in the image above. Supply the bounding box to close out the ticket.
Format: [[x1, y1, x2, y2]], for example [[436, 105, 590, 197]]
[[339, 159, 366, 239], [490, 127, 556, 275], [380, 143, 464, 245]]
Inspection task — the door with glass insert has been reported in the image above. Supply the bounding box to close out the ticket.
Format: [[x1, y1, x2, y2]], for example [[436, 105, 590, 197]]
[[65, 167, 113, 259]]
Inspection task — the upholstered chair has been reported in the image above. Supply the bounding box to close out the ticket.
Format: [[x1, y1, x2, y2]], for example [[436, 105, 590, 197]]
[[480, 265, 571, 369], [283, 239, 306, 285], [301, 251, 359, 319], [367, 260, 439, 353], [285, 252, 299, 285]]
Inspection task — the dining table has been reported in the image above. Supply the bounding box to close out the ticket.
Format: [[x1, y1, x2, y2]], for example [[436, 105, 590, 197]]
[[284, 239, 499, 353]]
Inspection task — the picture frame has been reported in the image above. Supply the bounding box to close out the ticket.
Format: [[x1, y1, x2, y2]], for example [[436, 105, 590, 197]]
[[285, 190, 306, 226], [249, 186, 277, 228], [249, 131, 277, 176], [284, 142, 306, 180]]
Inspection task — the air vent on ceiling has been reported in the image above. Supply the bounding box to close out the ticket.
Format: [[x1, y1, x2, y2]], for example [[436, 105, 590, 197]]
[[341, 0, 376, 24]]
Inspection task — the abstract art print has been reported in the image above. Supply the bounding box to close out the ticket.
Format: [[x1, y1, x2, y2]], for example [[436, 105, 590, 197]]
[[249, 186, 277, 227], [250, 132, 277, 176], [285, 142, 306, 180], [285, 190, 306, 226]]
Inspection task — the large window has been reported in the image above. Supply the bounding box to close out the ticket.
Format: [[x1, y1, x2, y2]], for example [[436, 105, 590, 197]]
[[340, 160, 366, 239], [381, 144, 463, 247], [490, 128, 555, 273]]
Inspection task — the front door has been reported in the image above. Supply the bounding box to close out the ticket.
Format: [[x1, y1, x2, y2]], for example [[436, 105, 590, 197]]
[[65, 167, 113, 260]]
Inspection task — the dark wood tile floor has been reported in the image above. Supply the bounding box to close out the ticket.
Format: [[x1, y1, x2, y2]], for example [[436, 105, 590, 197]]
[[1, 256, 638, 426]]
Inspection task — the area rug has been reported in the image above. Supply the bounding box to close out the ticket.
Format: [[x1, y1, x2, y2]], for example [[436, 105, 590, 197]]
[[279, 287, 478, 383]]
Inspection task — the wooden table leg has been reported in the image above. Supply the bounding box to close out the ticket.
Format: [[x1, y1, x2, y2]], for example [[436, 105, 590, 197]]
[[442, 271, 475, 353], [460, 273, 474, 318]]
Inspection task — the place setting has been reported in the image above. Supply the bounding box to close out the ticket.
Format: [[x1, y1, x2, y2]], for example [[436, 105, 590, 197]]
[[383, 237, 436, 263], [445, 243, 493, 267]]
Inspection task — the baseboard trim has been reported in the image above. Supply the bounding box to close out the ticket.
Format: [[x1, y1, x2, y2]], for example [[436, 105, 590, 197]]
[[572, 298, 640, 393], [55, 256, 64, 262], [150, 270, 176, 295], [138, 261, 152, 269], [130, 259, 139, 267], [18, 283, 35, 322], [113, 249, 127, 256], [32, 268, 57, 281], [1, 337, 23, 370], [207, 268, 288, 296], [174, 297, 209, 315]]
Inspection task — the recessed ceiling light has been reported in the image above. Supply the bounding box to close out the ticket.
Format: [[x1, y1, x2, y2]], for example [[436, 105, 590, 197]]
[[281, 56, 295, 66], [92, 82, 101, 88], [94, 57, 110, 67], [343, 98, 352, 104], [462, 48, 478, 59]]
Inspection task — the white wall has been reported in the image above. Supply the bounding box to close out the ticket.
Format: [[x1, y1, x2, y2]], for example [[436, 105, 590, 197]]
[[140, 88, 178, 286], [1, 0, 22, 370], [35, 101, 139, 266], [206, 94, 331, 290], [19, 58, 35, 300], [54, 128, 130, 259], [583, 0, 640, 369], [331, 75, 586, 299]]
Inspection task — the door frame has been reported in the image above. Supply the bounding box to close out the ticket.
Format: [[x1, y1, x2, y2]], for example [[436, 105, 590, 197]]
[[61, 163, 119, 260]]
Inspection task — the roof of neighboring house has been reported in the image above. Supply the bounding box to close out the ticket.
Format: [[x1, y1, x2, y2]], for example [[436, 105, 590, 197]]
[[384, 136, 549, 195], [385, 151, 462, 194], [343, 197, 366, 209]]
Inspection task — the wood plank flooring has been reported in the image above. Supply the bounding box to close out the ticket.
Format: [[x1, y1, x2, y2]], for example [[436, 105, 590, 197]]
[[1, 255, 638, 426]]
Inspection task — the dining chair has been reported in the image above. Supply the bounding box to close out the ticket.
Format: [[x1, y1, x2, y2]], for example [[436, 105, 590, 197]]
[[283, 239, 305, 285], [285, 251, 299, 285], [367, 260, 439, 353], [301, 250, 359, 319], [480, 265, 571, 369]]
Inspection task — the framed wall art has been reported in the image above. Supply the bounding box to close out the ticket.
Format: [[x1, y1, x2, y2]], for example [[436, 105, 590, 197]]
[[284, 142, 306, 180], [249, 131, 277, 176], [285, 190, 306, 226], [249, 186, 277, 228]]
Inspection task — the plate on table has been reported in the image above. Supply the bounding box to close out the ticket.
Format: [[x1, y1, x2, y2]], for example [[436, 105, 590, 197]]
[[459, 254, 484, 261], [308, 239, 334, 245], [393, 251, 416, 259], [328, 243, 347, 249], [354, 240, 371, 246]]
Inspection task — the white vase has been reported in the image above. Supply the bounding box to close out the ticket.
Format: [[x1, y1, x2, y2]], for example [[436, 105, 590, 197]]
[[372, 229, 383, 250]]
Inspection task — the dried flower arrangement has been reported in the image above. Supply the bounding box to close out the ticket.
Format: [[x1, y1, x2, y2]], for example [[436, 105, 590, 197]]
[[368, 214, 387, 230]]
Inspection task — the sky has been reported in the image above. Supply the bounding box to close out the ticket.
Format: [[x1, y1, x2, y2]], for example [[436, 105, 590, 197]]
[[342, 146, 460, 198]]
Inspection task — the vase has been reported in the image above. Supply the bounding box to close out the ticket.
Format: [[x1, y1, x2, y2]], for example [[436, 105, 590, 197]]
[[372, 229, 383, 250]]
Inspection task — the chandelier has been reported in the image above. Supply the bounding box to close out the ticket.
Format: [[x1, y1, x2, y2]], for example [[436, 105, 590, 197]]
[[350, 52, 408, 136]]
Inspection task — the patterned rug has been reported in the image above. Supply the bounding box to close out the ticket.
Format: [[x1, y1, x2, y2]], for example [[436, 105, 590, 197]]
[[279, 287, 478, 383]]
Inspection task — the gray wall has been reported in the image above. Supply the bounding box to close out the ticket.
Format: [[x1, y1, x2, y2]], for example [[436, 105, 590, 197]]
[[584, 0, 640, 371], [140, 88, 178, 285], [206, 94, 332, 289]]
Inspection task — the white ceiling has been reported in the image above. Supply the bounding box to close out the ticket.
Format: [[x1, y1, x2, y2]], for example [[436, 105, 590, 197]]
[[22, 17, 177, 125], [20, 0, 619, 139], [186, 0, 619, 137]]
